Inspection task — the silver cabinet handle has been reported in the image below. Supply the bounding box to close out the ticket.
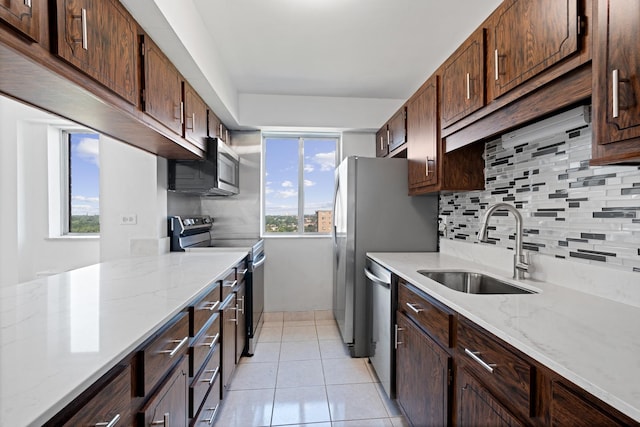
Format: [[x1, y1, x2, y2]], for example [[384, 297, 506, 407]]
[[201, 332, 219, 349], [200, 366, 219, 385], [24, 0, 32, 7], [612, 69, 620, 118], [186, 113, 195, 130], [202, 404, 220, 425], [81, 8, 88, 50], [238, 268, 248, 275], [159, 336, 188, 358], [231, 305, 239, 324], [95, 413, 120, 427], [406, 302, 424, 314], [425, 157, 430, 177], [202, 300, 220, 311], [379, 135, 384, 151], [218, 124, 223, 139], [394, 324, 404, 349], [180, 102, 184, 125], [151, 413, 169, 426], [466, 72, 471, 100], [494, 49, 499, 81], [226, 129, 229, 143], [223, 280, 237, 288], [238, 296, 245, 314], [464, 348, 496, 373], [386, 128, 390, 148]]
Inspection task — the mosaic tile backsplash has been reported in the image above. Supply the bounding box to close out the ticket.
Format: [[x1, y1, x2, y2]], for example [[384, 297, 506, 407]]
[[439, 107, 640, 273]]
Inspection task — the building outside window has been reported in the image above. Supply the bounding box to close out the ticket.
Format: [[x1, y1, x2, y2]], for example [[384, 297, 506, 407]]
[[263, 135, 338, 235]]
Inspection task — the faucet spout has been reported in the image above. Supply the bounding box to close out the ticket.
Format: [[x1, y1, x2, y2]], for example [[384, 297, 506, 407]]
[[477, 203, 529, 280]]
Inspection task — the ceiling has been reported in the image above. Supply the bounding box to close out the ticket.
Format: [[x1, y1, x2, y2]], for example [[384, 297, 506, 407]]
[[122, 0, 503, 130]]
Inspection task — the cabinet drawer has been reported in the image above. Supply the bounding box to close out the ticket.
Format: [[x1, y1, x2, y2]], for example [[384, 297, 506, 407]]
[[221, 269, 237, 302], [190, 375, 221, 427], [398, 281, 454, 347], [190, 283, 221, 337], [62, 365, 132, 426], [189, 344, 221, 418], [138, 312, 190, 396], [457, 317, 532, 419], [236, 259, 248, 284], [190, 314, 220, 377]]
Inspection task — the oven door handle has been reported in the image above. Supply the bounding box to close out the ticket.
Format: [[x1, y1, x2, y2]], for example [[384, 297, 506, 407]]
[[253, 254, 267, 269]]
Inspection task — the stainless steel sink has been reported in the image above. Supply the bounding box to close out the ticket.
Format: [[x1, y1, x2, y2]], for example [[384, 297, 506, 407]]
[[417, 270, 536, 294]]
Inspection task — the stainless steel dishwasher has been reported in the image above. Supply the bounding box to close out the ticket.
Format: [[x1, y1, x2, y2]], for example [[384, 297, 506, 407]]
[[365, 257, 394, 398]]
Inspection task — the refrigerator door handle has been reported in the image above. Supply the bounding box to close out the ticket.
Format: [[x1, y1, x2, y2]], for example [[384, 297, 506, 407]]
[[332, 173, 341, 248]]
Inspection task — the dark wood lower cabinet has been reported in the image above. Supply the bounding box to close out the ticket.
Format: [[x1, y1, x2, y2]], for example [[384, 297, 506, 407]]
[[236, 281, 247, 363], [221, 292, 237, 396], [139, 357, 189, 427], [396, 312, 451, 427], [456, 367, 523, 427]]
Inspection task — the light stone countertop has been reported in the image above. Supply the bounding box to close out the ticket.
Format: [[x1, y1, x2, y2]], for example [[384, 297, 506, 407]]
[[367, 252, 640, 422], [0, 251, 248, 427]]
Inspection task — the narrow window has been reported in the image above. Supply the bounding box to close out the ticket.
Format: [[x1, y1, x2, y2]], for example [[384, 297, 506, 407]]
[[65, 132, 100, 234]]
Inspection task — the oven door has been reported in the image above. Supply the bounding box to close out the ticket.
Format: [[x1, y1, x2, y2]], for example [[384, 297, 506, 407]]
[[217, 139, 240, 195]]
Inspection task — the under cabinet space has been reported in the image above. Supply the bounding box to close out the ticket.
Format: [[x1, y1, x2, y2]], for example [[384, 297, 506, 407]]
[[137, 312, 190, 397]]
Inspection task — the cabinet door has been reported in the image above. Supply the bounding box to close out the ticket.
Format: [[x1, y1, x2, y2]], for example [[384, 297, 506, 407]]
[[396, 313, 450, 427], [491, 0, 579, 98], [375, 126, 389, 157], [142, 35, 183, 135], [183, 82, 208, 150], [208, 110, 222, 139], [592, 0, 640, 153], [139, 357, 188, 427], [0, 0, 39, 41], [441, 28, 485, 128], [388, 107, 407, 152], [220, 293, 237, 397], [407, 76, 439, 192], [55, 0, 138, 105], [235, 281, 247, 363], [456, 367, 523, 427]]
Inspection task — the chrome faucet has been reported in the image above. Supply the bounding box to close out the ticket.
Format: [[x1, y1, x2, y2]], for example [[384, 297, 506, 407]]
[[477, 203, 529, 280]]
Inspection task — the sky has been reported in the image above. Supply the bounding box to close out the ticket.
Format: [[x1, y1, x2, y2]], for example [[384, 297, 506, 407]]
[[264, 137, 336, 216], [70, 133, 100, 216]]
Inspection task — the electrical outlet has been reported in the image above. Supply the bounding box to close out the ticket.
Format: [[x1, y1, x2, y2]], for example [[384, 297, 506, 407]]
[[120, 214, 137, 225]]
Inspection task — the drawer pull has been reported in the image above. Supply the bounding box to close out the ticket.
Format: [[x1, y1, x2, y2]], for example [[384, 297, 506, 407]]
[[202, 404, 220, 425], [238, 268, 248, 275], [159, 336, 189, 358], [202, 300, 220, 311], [95, 413, 120, 427], [223, 280, 237, 288], [201, 333, 220, 349], [406, 302, 424, 314], [201, 366, 220, 385], [150, 412, 169, 426], [612, 69, 620, 118], [81, 8, 88, 50], [24, 0, 32, 7], [464, 348, 496, 373], [238, 296, 245, 314]]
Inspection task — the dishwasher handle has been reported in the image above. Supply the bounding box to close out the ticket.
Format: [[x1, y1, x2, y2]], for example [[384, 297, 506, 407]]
[[364, 268, 390, 288]]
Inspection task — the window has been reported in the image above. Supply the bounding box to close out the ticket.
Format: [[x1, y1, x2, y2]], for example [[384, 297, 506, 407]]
[[63, 131, 100, 234], [263, 135, 338, 235]]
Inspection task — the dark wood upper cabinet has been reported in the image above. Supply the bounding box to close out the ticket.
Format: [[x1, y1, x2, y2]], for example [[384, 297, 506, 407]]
[[375, 125, 389, 157], [183, 81, 208, 150], [388, 107, 407, 152], [141, 35, 182, 136], [490, 0, 579, 99], [441, 28, 485, 128], [591, 0, 640, 164], [208, 110, 221, 138], [407, 76, 439, 193], [54, 0, 138, 105], [0, 0, 39, 41]]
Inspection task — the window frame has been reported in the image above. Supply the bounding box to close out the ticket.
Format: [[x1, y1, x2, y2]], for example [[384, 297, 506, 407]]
[[261, 133, 339, 237]]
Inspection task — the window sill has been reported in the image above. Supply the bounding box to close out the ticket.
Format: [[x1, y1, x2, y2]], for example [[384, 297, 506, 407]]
[[46, 235, 100, 241]]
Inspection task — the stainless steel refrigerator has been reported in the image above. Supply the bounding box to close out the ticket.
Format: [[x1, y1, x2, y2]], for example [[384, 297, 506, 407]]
[[332, 156, 438, 357]]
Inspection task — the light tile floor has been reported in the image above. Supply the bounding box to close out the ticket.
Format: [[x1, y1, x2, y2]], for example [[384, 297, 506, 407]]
[[215, 311, 409, 427]]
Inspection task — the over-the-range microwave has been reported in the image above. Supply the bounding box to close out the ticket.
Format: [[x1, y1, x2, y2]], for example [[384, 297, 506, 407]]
[[168, 137, 240, 196]]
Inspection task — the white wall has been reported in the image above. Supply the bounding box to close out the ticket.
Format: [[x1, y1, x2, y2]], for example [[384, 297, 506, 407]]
[[264, 238, 333, 312], [0, 97, 100, 286], [341, 131, 376, 160], [99, 135, 168, 261]]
